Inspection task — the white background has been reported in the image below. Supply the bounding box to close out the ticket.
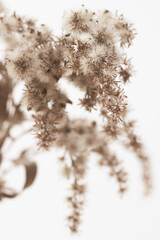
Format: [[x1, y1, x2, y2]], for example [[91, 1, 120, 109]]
[[1, 0, 160, 239]]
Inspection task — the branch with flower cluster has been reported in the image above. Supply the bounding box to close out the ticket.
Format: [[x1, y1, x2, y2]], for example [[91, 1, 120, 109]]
[[0, 2, 152, 234]]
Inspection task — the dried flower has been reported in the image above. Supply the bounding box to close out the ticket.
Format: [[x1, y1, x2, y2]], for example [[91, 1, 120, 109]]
[[0, 2, 151, 234]]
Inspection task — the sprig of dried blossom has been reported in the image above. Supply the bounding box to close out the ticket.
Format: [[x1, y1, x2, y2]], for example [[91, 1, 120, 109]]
[[0, 2, 152, 234]]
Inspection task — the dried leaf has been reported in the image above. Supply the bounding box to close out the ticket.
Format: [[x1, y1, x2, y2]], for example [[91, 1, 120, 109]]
[[23, 161, 37, 189], [0, 153, 2, 165], [0, 191, 17, 199]]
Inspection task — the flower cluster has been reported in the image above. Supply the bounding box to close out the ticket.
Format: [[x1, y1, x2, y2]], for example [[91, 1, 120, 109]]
[[0, 3, 151, 234]]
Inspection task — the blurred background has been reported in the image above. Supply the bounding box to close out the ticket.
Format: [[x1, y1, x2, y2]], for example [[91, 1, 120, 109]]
[[0, 0, 160, 239]]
